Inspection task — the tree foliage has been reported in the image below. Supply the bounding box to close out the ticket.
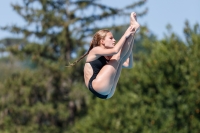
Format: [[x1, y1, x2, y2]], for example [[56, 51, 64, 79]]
[[69, 23, 200, 133], [1, 0, 199, 133], [0, 0, 147, 132]]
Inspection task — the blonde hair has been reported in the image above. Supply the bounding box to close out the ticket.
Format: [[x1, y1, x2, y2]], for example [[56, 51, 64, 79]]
[[66, 29, 110, 67]]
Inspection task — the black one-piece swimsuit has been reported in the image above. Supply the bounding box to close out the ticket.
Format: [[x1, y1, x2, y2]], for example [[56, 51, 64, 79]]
[[87, 56, 109, 99]]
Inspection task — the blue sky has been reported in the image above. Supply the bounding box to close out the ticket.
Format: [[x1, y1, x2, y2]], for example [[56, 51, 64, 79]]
[[0, 0, 199, 40]]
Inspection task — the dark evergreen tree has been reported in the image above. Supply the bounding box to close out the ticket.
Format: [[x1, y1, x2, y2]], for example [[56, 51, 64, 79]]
[[69, 23, 200, 133], [0, 0, 147, 132]]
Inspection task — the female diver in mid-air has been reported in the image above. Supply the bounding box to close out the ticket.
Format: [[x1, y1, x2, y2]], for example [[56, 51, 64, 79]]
[[68, 12, 140, 99]]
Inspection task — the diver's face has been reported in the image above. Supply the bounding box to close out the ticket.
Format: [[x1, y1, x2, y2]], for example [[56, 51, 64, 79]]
[[103, 32, 116, 48]]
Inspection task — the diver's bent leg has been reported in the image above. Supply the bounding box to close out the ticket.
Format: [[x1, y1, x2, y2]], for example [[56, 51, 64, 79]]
[[91, 57, 121, 95], [106, 37, 135, 99]]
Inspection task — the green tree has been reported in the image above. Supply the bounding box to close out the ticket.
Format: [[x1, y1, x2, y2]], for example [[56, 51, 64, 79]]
[[0, 0, 147, 132], [69, 23, 200, 133]]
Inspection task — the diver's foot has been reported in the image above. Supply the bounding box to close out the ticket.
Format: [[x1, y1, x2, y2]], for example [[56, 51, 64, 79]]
[[130, 12, 140, 32]]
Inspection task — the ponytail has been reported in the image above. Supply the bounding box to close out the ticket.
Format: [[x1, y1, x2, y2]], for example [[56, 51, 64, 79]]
[[65, 44, 93, 67]]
